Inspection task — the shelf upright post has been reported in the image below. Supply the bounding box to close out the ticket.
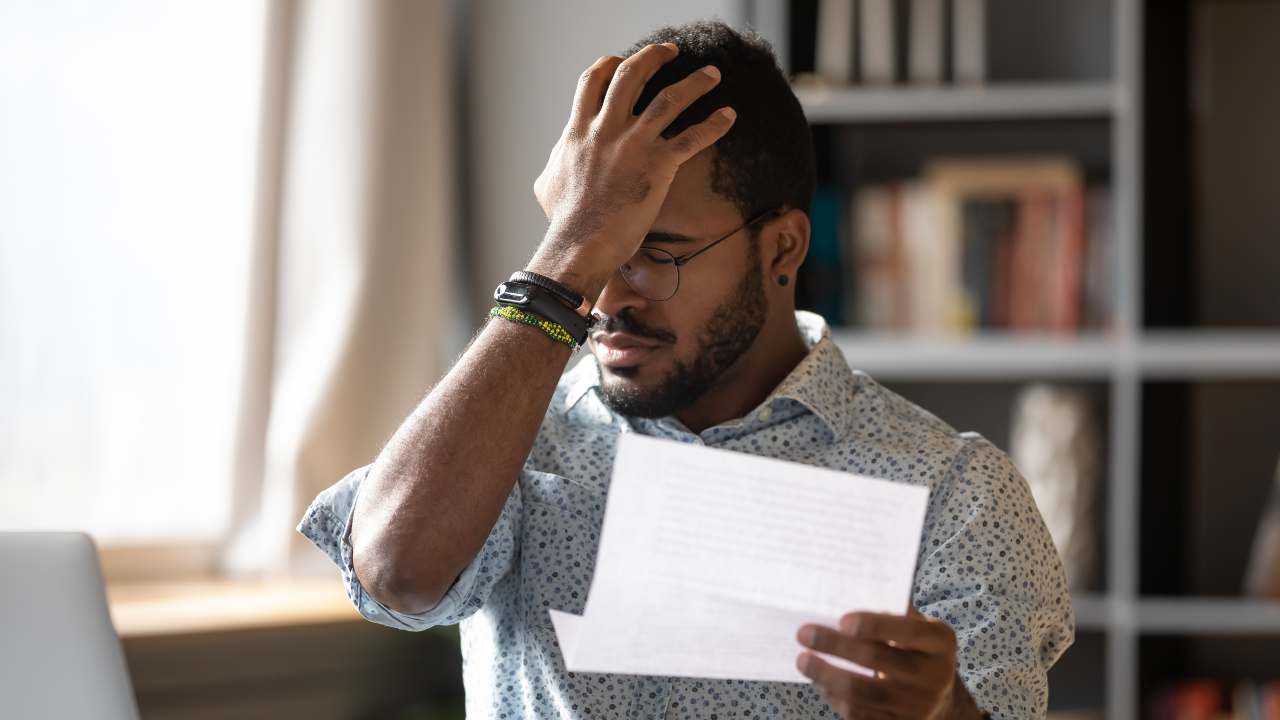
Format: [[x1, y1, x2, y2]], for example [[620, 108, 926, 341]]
[[1108, 0, 1145, 718]]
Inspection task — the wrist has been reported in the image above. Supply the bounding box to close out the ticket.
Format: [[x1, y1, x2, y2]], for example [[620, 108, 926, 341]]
[[945, 673, 987, 720], [525, 239, 614, 305]]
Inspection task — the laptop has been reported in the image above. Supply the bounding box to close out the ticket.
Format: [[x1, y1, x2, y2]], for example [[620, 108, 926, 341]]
[[0, 531, 140, 719]]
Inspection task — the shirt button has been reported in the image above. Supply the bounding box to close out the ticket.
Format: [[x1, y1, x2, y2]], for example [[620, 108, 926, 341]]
[[757, 407, 772, 422]]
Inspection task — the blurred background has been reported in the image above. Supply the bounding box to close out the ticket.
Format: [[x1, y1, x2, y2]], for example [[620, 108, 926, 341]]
[[2, 1, 1278, 718]]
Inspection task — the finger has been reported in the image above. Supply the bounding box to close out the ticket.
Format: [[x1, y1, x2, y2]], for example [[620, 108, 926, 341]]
[[600, 42, 679, 125], [797, 624, 923, 677], [635, 64, 721, 135], [839, 611, 956, 655], [665, 106, 736, 164], [796, 651, 895, 711], [570, 55, 624, 131]]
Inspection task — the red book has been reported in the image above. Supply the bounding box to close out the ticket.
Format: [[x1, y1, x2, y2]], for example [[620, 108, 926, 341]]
[[1051, 186, 1086, 333]]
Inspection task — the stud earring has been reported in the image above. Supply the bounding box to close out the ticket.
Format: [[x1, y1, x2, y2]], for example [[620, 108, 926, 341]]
[[778, 274, 789, 286]]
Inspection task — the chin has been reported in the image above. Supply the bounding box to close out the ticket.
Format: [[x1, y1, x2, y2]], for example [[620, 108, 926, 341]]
[[597, 359, 666, 399], [599, 361, 650, 384]]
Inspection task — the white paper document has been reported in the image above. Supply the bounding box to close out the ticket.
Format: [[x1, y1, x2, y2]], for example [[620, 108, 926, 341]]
[[550, 433, 930, 683]]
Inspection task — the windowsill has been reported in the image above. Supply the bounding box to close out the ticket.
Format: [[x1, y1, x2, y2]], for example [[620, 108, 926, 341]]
[[106, 576, 360, 639]]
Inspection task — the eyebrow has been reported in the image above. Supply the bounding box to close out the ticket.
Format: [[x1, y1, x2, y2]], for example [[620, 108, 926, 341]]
[[643, 230, 696, 245]]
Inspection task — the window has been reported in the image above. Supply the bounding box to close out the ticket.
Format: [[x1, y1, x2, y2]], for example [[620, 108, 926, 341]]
[[0, 2, 268, 543]]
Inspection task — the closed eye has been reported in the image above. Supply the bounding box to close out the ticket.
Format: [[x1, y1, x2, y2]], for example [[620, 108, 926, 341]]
[[639, 248, 676, 265]]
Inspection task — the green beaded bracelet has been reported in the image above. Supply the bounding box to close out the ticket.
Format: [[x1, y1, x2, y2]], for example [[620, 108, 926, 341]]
[[489, 305, 577, 348]]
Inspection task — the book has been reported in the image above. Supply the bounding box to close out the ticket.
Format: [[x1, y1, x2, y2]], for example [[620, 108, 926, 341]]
[[859, 0, 897, 85], [908, 0, 945, 84], [845, 157, 1106, 334], [815, 0, 857, 85], [1149, 681, 1223, 720], [1148, 680, 1280, 720], [926, 157, 1085, 334], [1082, 187, 1115, 330], [849, 184, 903, 329], [952, 0, 986, 83], [799, 185, 847, 324]]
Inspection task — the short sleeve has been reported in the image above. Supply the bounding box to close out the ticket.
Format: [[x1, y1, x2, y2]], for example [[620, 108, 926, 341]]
[[912, 438, 1075, 720], [297, 464, 523, 631]]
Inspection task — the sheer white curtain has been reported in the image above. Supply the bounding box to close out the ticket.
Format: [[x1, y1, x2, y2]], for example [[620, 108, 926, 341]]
[[223, 0, 456, 576], [1, 0, 455, 578]]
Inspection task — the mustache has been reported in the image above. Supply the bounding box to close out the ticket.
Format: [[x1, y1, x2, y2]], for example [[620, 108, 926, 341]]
[[591, 310, 676, 344]]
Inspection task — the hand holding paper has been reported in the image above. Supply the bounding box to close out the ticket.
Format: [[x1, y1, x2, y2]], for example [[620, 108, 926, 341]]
[[551, 433, 930, 683]]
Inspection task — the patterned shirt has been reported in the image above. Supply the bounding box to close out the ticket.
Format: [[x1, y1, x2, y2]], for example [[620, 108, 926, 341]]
[[298, 310, 1074, 719]]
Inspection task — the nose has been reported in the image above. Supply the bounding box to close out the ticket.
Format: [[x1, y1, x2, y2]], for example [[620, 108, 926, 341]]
[[592, 266, 650, 319]]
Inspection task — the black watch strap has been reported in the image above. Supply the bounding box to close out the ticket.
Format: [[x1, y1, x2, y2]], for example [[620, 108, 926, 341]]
[[494, 280, 593, 346]]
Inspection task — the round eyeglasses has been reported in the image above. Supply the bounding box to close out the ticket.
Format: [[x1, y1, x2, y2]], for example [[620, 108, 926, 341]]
[[618, 209, 780, 301]]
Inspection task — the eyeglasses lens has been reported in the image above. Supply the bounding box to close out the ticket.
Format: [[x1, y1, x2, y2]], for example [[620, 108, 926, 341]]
[[619, 247, 678, 301]]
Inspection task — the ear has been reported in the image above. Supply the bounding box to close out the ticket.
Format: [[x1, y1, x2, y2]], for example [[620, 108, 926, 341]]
[[762, 208, 810, 287]]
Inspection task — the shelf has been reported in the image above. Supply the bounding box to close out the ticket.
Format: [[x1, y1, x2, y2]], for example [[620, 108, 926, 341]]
[[1072, 592, 1112, 632], [795, 82, 1118, 123], [1134, 597, 1280, 635], [831, 330, 1280, 380], [1137, 331, 1280, 379], [832, 331, 1116, 379]]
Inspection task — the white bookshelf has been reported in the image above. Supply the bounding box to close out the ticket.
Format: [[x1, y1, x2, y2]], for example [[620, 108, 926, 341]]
[[832, 331, 1280, 380], [748, 0, 1280, 716], [1133, 598, 1280, 635], [796, 82, 1118, 123], [832, 332, 1118, 379]]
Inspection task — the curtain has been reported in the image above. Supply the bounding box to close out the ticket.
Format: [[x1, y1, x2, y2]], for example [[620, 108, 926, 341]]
[[222, 0, 455, 576]]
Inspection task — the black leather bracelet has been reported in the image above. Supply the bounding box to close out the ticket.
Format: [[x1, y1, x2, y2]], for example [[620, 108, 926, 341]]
[[493, 280, 592, 346], [508, 271, 592, 319]]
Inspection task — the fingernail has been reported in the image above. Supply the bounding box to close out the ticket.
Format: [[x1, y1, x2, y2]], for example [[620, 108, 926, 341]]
[[840, 615, 858, 633], [719, 107, 736, 120], [796, 652, 813, 675], [701, 65, 720, 80], [662, 42, 679, 52], [798, 625, 817, 645]]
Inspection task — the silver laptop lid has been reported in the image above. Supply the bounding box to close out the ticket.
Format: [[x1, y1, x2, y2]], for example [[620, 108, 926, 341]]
[[0, 531, 139, 720]]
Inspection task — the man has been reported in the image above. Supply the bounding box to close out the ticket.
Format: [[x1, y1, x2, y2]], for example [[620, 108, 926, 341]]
[[299, 21, 1073, 719]]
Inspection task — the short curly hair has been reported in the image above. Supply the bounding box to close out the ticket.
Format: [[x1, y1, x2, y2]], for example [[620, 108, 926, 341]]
[[625, 20, 816, 226]]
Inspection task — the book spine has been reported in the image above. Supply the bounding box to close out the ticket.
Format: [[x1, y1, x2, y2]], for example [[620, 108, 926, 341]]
[[816, 0, 857, 85], [859, 0, 897, 85], [952, 0, 986, 84], [908, 0, 945, 84]]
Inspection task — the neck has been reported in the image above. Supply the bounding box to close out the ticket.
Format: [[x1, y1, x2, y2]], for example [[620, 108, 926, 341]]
[[675, 310, 809, 434]]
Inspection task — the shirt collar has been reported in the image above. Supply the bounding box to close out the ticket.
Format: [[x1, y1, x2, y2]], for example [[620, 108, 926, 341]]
[[758, 310, 860, 439], [564, 310, 860, 439]]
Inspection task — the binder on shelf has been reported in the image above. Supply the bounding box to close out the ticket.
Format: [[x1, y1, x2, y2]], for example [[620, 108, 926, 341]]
[[952, 0, 986, 84], [815, 0, 857, 85], [859, 0, 897, 85]]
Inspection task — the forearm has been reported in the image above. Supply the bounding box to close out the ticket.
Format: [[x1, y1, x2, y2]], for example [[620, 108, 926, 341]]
[[352, 248, 609, 614], [348, 38, 734, 616]]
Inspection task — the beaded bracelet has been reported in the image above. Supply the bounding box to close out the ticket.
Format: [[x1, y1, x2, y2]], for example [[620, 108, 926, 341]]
[[489, 305, 577, 349]]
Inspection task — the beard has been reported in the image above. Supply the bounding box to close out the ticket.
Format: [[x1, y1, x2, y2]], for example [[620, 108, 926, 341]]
[[596, 249, 767, 419]]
